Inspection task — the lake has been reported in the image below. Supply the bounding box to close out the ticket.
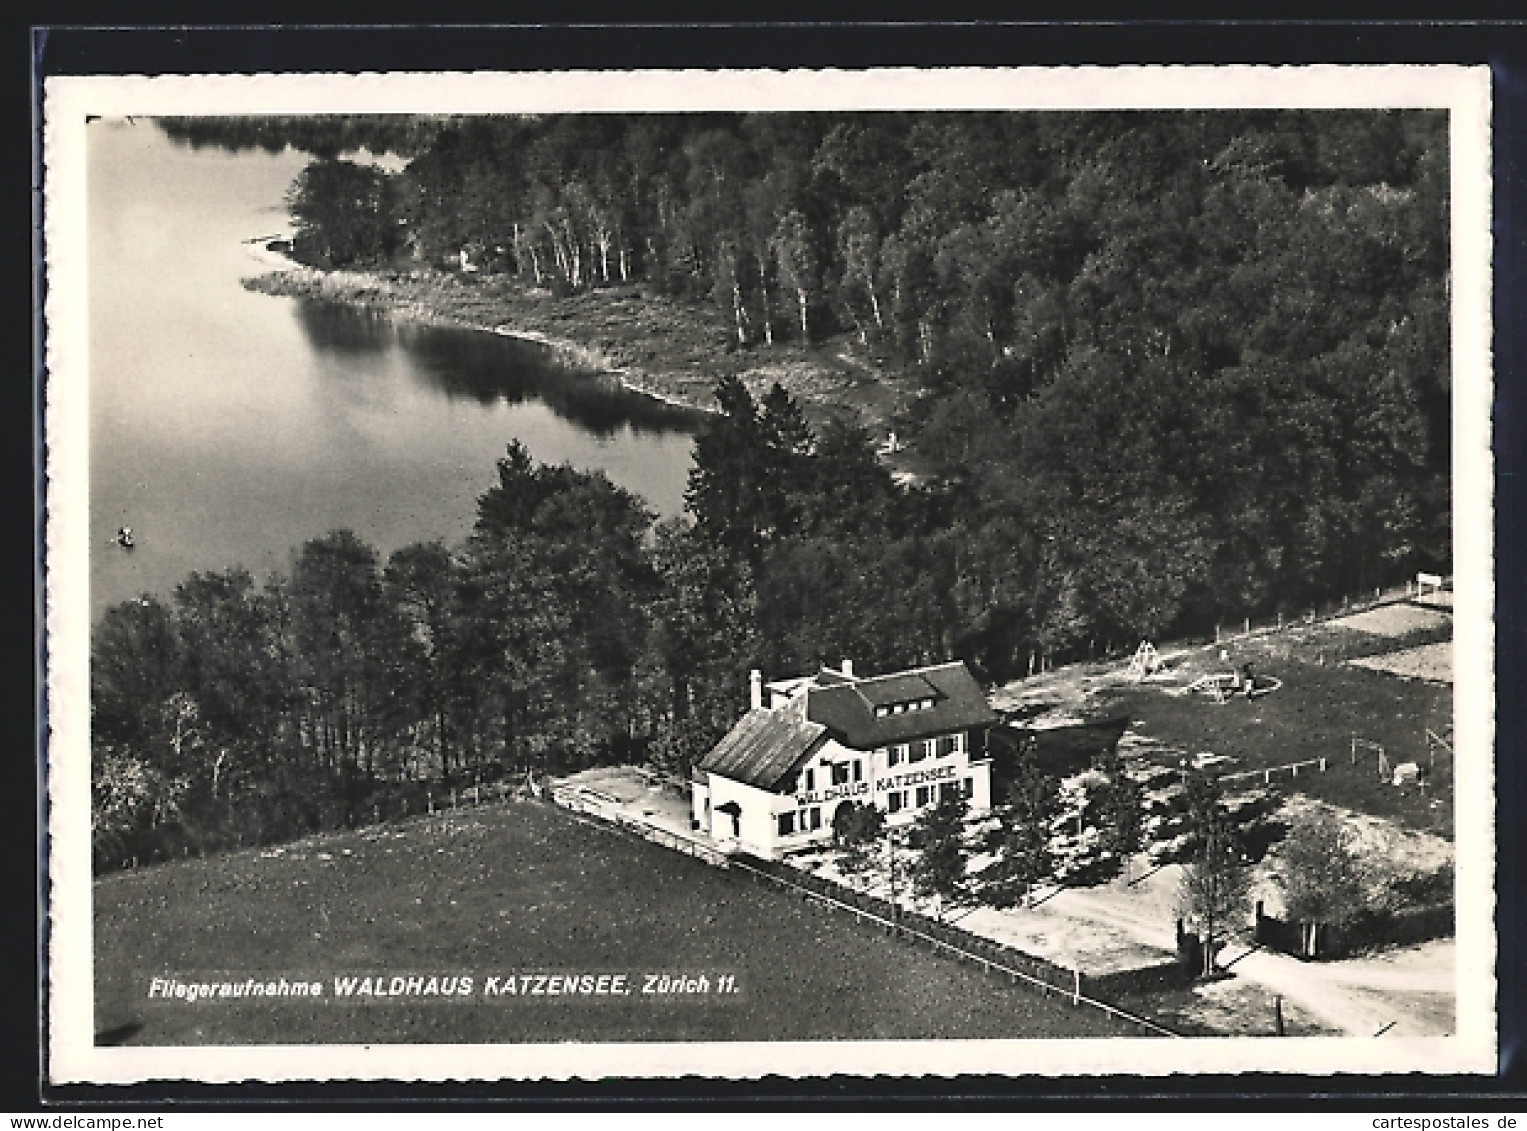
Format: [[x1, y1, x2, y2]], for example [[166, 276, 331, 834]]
[[87, 120, 698, 620]]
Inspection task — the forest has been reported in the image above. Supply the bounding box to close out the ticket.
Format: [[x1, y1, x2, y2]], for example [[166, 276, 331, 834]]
[[93, 111, 1452, 870], [266, 110, 1451, 627]]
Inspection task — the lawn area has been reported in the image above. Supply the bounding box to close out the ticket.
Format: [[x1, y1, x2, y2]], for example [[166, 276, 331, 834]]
[[95, 800, 1138, 1046], [1100, 632, 1452, 837]]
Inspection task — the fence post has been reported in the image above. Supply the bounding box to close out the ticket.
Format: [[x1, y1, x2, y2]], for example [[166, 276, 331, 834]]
[[1073, 967, 1081, 1006], [1244, 617, 1250, 636]]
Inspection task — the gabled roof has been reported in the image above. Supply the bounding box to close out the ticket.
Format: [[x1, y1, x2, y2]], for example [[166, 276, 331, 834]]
[[805, 661, 996, 749], [699, 708, 829, 791], [853, 671, 941, 708]]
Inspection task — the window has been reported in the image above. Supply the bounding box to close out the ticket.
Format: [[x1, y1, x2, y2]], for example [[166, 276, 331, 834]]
[[893, 702, 906, 714], [910, 742, 926, 764], [940, 781, 960, 802], [803, 769, 815, 792], [852, 760, 862, 782], [778, 812, 796, 836], [962, 777, 974, 800], [935, 735, 957, 758], [875, 705, 889, 718], [889, 745, 906, 766], [831, 762, 850, 786], [805, 807, 822, 831], [915, 786, 932, 807], [887, 792, 903, 813]]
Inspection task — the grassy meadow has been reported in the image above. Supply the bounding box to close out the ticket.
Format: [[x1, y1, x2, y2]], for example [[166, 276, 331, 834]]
[[95, 799, 1139, 1046]]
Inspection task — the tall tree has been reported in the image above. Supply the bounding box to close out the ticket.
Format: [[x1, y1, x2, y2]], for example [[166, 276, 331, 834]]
[[1176, 772, 1253, 975], [91, 596, 184, 753], [1276, 808, 1368, 933], [910, 791, 971, 920], [771, 210, 818, 341], [984, 759, 1059, 908], [832, 800, 887, 884], [684, 374, 769, 561], [287, 530, 409, 812], [286, 159, 401, 268]]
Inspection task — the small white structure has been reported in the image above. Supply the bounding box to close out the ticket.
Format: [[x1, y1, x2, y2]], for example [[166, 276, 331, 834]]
[[691, 660, 997, 859], [1128, 640, 1161, 681], [1392, 761, 1422, 787]]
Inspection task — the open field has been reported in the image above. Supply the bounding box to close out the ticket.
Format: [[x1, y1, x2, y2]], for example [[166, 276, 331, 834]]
[[95, 800, 1137, 1046], [1348, 641, 1453, 683], [1029, 614, 1456, 837]]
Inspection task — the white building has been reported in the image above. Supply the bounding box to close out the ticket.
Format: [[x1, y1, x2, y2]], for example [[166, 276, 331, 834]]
[[691, 660, 997, 858]]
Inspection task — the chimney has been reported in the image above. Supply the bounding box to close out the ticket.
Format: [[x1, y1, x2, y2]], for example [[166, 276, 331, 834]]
[[841, 658, 854, 678], [750, 669, 763, 710]]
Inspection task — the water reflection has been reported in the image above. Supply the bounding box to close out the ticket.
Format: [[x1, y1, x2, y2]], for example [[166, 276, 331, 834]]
[[88, 118, 700, 620], [294, 302, 704, 439]]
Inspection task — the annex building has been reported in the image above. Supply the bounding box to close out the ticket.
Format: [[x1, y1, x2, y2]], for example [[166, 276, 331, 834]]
[[691, 660, 998, 859]]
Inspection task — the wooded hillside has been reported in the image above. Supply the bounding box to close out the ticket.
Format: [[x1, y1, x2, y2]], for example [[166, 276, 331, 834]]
[[94, 112, 1452, 870], [272, 110, 1449, 642]]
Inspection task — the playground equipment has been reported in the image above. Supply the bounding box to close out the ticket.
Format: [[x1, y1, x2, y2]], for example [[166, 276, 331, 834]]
[[1128, 641, 1163, 681], [1177, 669, 1283, 703], [1425, 727, 1452, 774], [1351, 736, 1388, 779]]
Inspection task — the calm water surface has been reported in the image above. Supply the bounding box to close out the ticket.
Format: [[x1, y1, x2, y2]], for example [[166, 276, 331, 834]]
[[88, 122, 698, 619]]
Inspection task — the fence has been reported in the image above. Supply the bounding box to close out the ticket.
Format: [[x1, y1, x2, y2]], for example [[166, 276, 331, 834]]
[[549, 786, 733, 868], [544, 782, 1181, 1037], [1219, 756, 1328, 787], [732, 855, 1183, 1038], [1255, 900, 1453, 961], [1212, 577, 1444, 647], [1023, 576, 1441, 676]]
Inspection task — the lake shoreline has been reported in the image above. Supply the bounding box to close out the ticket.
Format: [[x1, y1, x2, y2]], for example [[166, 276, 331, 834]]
[[241, 261, 918, 436], [242, 264, 721, 417]]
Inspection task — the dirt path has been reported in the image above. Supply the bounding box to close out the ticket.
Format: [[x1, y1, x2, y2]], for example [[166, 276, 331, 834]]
[[1046, 867, 1454, 1037]]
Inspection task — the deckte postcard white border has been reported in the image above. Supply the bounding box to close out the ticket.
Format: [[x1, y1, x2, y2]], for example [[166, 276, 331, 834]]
[[43, 65, 1496, 1083]]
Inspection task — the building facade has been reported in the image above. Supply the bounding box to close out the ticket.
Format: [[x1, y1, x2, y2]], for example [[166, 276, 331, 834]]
[[691, 660, 997, 859]]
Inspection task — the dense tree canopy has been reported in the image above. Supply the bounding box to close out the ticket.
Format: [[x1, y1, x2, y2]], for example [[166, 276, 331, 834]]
[[100, 110, 1453, 870], [265, 109, 1449, 662]]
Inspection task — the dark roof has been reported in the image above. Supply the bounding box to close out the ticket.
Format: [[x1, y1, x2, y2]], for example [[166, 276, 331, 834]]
[[698, 708, 828, 791], [854, 671, 941, 708], [806, 662, 996, 749]]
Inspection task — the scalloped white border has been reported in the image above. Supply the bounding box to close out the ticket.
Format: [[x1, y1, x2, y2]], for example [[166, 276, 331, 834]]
[[42, 65, 1496, 1084]]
